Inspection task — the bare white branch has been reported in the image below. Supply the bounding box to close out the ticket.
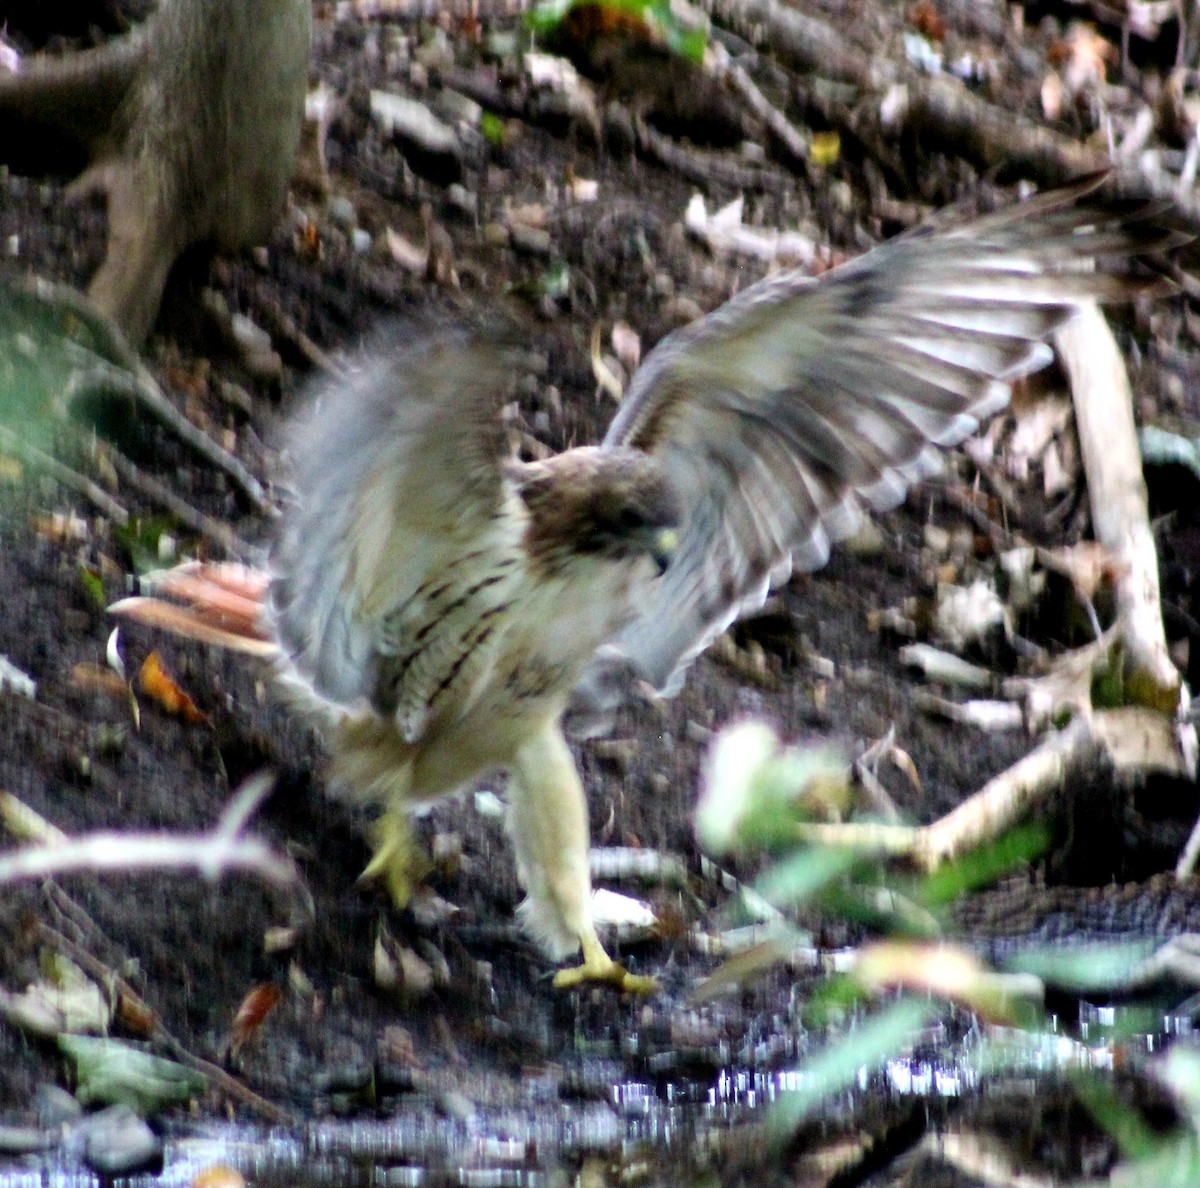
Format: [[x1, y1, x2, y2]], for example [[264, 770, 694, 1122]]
[[0, 778, 300, 894]]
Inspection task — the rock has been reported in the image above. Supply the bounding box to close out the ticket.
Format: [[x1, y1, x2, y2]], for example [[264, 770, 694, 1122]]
[[79, 1105, 163, 1177]]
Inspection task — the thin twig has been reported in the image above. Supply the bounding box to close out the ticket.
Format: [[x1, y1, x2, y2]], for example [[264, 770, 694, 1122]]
[[0, 424, 130, 525], [213, 771, 276, 840], [39, 922, 297, 1125], [71, 364, 268, 511], [0, 779, 301, 893], [721, 58, 811, 172], [793, 708, 1192, 870], [637, 118, 783, 192], [0, 830, 298, 888], [0, 790, 69, 846], [102, 445, 263, 561], [23, 277, 269, 510]]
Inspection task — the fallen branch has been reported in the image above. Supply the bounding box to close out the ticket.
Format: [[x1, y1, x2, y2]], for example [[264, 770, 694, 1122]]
[[69, 359, 269, 513], [719, 56, 812, 172], [790, 305, 1194, 871], [637, 118, 783, 191], [793, 708, 1192, 870], [101, 446, 261, 562], [0, 775, 302, 894], [39, 918, 296, 1125], [701, 0, 1200, 233], [0, 424, 130, 526], [1055, 302, 1181, 711], [18, 278, 269, 514]]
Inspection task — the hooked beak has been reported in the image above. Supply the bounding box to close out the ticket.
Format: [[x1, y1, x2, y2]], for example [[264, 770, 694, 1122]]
[[651, 527, 678, 576]]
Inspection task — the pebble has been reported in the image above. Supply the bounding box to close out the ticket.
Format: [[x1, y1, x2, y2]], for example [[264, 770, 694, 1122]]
[[0, 1122, 57, 1155], [327, 195, 357, 227], [446, 183, 477, 218], [79, 1105, 163, 1177], [508, 223, 552, 257], [35, 1083, 82, 1127], [369, 90, 459, 159], [438, 88, 482, 127]]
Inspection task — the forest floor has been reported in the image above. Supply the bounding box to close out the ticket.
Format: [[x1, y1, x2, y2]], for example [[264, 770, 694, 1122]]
[[2, 1, 1200, 1185]]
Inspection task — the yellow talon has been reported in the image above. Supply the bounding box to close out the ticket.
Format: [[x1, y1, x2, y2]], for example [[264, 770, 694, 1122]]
[[360, 808, 429, 909], [552, 934, 659, 995]]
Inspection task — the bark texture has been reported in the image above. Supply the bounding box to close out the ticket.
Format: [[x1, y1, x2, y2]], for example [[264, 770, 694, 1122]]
[[0, 0, 312, 343]]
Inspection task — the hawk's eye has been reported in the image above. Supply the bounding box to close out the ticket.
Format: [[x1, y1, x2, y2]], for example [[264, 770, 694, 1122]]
[[617, 507, 646, 531]]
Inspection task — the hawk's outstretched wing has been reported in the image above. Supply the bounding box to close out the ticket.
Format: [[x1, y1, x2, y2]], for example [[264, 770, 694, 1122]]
[[597, 176, 1181, 693], [270, 327, 520, 731]]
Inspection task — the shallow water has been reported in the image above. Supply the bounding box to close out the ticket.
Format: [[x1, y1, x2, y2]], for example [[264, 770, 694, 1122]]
[[6, 992, 1193, 1187]]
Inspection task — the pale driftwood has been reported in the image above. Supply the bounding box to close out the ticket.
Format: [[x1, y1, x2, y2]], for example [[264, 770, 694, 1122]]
[[793, 709, 1191, 871], [1055, 303, 1182, 711], [0, 775, 300, 892]]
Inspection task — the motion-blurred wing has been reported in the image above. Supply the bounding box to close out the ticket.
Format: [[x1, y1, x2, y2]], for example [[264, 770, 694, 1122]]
[[598, 176, 1181, 692], [270, 325, 518, 722]]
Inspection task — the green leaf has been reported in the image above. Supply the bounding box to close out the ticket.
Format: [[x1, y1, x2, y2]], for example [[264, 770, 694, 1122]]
[[1074, 1074, 1163, 1163], [525, 0, 708, 63], [0, 280, 133, 451], [113, 517, 177, 575], [767, 998, 934, 1141], [78, 566, 107, 610], [752, 843, 864, 909], [526, 0, 577, 35], [58, 1035, 207, 1116], [1000, 939, 1160, 994], [916, 820, 1051, 908], [480, 111, 507, 146]]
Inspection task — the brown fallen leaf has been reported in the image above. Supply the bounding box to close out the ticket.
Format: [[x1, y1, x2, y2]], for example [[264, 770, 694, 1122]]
[[908, 1, 946, 42], [191, 1165, 246, 1188], [139, 651, 209, 724], [115, 991, 159, 1039], [228, 983, 284, 1058], [71, 662, 129, 699]]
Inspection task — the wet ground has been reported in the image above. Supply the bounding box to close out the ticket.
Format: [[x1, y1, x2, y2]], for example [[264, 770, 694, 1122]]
[[2, 1, 1200, 1184]]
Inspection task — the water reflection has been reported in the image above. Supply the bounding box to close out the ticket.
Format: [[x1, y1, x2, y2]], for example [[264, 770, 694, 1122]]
[[9, 998, 1190, 1187]]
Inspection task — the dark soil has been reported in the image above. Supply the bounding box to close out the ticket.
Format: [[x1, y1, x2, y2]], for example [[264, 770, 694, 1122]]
[[1, 2, 1200, 1185]]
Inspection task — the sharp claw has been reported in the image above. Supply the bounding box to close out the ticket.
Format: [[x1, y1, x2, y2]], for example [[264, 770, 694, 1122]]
[[360, 811, 428, 909]]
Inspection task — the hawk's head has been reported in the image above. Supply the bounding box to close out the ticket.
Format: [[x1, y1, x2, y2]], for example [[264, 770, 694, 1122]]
[[513, 446, 679, 578]]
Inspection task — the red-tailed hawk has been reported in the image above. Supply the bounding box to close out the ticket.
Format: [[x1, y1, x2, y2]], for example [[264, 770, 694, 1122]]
[[115, 176, 1180, 992]]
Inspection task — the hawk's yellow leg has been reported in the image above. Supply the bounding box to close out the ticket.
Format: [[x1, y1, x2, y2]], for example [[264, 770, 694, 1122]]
[[361, 803, 430, 908], [512, 721, 659, 995]]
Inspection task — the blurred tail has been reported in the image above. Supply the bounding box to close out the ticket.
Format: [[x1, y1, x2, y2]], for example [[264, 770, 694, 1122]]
[[108, 561, 278, 657]]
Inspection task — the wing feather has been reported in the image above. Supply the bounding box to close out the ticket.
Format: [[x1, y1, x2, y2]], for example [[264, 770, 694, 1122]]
[[269, 325, 519, 717], [596, 177, 1181, 691]]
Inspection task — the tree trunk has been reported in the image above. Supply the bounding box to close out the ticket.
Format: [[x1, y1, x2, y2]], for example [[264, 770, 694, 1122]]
[[0, 0, 312, 344]]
